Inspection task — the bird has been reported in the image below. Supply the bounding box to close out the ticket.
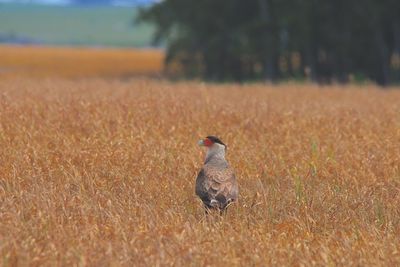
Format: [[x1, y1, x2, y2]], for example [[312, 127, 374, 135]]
[[195, 136, 239, 214]]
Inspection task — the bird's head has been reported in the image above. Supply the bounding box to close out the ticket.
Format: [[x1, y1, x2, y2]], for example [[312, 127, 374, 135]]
[[198, 136, 227, 150], [198, 136, 227, 162]]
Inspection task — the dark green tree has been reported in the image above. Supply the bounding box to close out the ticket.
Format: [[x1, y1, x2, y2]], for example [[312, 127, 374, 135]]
[[138, 0, 400, 85]]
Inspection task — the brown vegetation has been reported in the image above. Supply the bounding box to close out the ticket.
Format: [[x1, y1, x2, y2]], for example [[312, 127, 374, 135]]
[[0, 45, 164, 78], [0, 46, 400, 266]]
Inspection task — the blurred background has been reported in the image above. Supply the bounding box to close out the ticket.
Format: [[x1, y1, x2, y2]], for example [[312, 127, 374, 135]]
[[1, 0, 400, 85], [0, 0, 155, 47]]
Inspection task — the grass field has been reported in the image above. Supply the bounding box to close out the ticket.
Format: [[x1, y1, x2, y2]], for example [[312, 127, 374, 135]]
[[0, 3, 155, 47], [0, 45, 164, 78], [0, 46, 400, 266]]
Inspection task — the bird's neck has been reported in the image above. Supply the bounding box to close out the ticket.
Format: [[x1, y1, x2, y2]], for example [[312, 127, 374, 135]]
[[205, 144, 226, 163]]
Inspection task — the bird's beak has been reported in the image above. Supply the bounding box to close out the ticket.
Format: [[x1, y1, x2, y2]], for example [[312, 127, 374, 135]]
[[198, 139, 205, 146]]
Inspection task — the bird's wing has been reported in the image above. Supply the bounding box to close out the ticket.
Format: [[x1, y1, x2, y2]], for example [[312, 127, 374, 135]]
[[200, 166, 238, 204], [195, 169, 212, 204]]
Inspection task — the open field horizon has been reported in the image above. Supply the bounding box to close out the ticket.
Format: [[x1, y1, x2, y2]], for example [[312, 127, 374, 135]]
[[0, 73, 399, 265]]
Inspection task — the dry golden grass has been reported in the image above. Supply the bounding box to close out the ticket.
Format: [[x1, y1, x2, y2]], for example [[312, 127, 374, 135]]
[[0, 76, 399, 266], [0, 45, 164, 78]]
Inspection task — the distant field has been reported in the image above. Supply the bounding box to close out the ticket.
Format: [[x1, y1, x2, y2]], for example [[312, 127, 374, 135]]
[[0, 45, 164, 78], [0, 3, 155, 47]]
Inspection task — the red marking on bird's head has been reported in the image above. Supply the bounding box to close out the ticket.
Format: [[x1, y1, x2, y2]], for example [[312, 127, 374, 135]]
[[198, 136, 226, 148], [203, 137, 213, 147]]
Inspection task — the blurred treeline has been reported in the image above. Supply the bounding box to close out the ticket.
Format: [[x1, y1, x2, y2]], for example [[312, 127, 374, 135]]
[[138, 0, 400, 85]]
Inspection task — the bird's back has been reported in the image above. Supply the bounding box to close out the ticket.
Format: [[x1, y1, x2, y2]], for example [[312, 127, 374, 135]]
[[195, 157, 238, 210]]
